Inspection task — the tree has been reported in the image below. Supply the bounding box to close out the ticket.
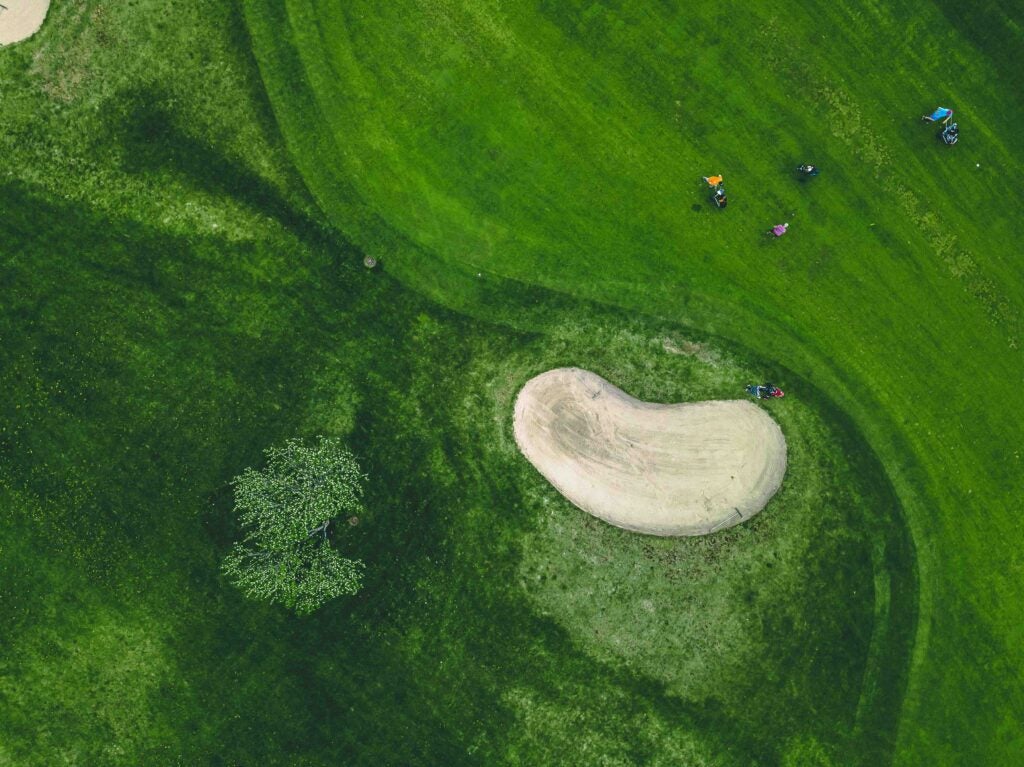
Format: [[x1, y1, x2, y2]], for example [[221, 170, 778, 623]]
[[222, 436, 366, 614]]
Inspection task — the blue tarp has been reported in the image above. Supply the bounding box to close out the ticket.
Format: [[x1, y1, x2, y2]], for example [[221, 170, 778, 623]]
[[929, 107, 953, 121]]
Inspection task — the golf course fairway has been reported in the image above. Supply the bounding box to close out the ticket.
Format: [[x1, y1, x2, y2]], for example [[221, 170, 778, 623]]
[[0, 0, 1019, 764], [243, 1, 1024, 764]]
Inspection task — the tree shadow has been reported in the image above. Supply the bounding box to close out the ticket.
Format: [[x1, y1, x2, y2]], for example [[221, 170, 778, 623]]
[[111, 85, 342, 252]]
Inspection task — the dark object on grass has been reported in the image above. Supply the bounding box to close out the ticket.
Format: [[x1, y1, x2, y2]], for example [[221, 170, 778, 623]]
[[746, 383, 785, 399], [712, 188, 728, 208], [797, 164, 820, 177], [940, 122, 958, 146]]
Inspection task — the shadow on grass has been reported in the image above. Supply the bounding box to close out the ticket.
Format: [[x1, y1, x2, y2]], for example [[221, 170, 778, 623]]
[[112, 86, 340, 251]]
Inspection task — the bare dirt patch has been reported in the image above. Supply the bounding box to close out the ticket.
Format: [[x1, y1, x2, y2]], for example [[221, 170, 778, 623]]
[[0, 1, 50, 46], [514, 368, 788, 536]]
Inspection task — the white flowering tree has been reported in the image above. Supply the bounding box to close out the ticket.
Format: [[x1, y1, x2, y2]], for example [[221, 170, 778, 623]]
[[222, 436, 366, 614]]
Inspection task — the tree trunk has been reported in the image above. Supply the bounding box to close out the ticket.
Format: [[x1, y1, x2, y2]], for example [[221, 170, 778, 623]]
[[305, 520, 330, 540]]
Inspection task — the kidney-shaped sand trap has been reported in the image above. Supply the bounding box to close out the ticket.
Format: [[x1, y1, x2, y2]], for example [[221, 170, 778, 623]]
[[0, 1, 50, 46], [513, 368, 787, 536]]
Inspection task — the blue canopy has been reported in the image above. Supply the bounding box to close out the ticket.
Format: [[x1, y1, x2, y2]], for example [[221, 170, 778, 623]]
[[929, 107, 953, 121]]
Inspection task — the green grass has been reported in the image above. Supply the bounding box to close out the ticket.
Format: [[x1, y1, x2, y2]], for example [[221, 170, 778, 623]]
[[0, 0, 1016, 764], [242, 0, 1024, 763]]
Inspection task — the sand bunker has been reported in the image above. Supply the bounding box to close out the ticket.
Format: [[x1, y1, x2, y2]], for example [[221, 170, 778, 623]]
[[0, 1, 50, 46], [513, 368, 787, 536]]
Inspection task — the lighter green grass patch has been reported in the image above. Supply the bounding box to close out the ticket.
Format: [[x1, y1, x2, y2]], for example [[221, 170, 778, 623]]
[[502, 684, 719, 766], [0, 605, 174, 764]]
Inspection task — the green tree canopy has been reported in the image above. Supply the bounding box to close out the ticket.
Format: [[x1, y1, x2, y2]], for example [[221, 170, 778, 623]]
[[222, 436, 366, 614]]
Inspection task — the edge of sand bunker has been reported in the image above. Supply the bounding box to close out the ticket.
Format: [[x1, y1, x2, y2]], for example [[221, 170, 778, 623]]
[[513, 368, 788, 536], [0, 1, 50, 47]]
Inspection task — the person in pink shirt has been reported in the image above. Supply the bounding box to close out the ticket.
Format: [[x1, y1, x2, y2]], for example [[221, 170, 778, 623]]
[[770, 222, 789, 237]]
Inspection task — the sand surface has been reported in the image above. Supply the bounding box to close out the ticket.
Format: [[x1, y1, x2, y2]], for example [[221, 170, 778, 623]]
[[513, 368, 788, 536], [0, 0, 49, 46]]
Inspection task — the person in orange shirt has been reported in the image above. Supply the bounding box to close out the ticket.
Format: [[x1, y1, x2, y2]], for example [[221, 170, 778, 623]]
[[702, 174, 723, 188]]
